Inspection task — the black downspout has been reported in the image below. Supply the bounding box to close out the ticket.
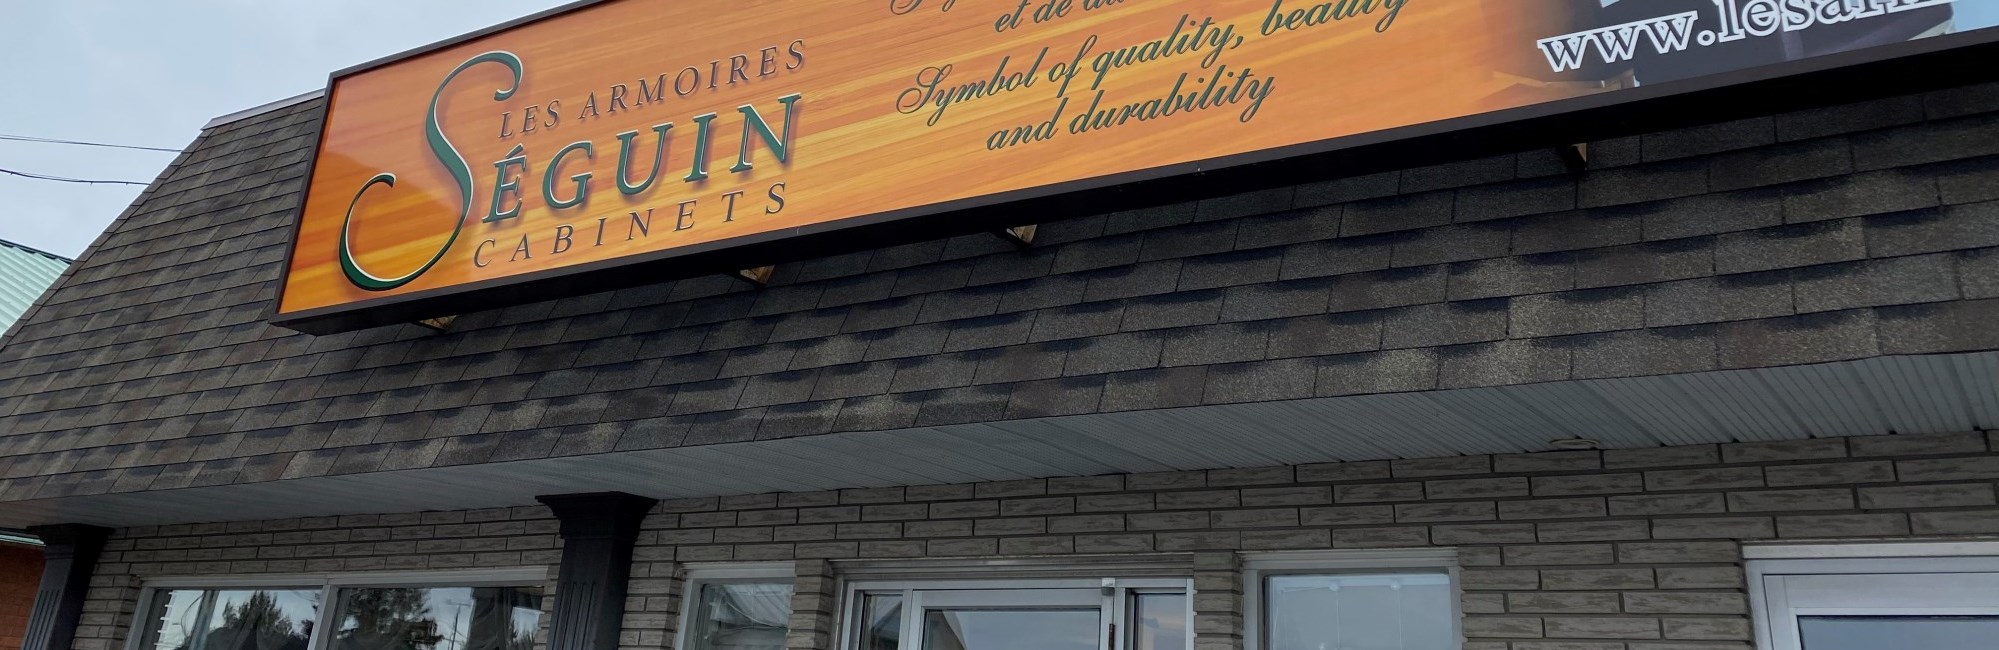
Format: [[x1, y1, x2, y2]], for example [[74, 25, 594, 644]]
[[20, 524, 111, 650], [536, 493, 658, 650]]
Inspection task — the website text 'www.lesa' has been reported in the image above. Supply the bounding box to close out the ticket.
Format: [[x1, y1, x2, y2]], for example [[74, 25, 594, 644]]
[[1536, 0, 1957, 74]]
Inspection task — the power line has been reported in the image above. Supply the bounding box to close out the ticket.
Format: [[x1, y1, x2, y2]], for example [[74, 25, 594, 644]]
[[0, 167, 149, 186], [0, 133, 182, 153]]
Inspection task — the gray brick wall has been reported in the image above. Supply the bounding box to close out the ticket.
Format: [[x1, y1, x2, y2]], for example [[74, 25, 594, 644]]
[[78, 432, 1999, 650], [0, 81, 1996, 501]]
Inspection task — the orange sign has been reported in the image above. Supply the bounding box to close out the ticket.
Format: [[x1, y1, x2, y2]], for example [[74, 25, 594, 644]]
[[275, 0, 1984, 323]]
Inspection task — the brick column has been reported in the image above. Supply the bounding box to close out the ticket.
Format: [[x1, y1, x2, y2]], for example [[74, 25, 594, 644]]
[[20, 525, 110, 650], [1192, 551, 1243, 650], [786, 560, 838, 650]]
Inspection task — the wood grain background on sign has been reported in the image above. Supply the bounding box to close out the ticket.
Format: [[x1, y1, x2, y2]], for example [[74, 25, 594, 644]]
[[281, 0, 1590, 315]]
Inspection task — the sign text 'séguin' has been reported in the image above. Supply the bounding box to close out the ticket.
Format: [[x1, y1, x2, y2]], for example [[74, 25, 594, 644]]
[[278, 0, 1983, 319]]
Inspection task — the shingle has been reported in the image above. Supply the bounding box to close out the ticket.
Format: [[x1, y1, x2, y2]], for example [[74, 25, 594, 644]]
[[1295, 171, 1400, 207], [1315, 349, 1437, 397], [1327, 267, 1446, 313], [1436, 339, 1572, 389], [1783, 169, 1940, 223], [1342, 191, 1454, 236], [1936, 156, 1999, 206], [1103, 202, 1197, 235], [1159, 323, 1270, 367], [912, 385, 1012, 427], [1512, 209, 1643, 255], [1403, 155, 1517, 193], [1099, 367, 1208, 412], [1864, 202, 1999, 257], [1961, 249, 1999, 299], [1571, 239, 1711, 290], [1876, 298, 1999, 355], [1178, 250, 1284, 291], [480, 400, 550, 433], [1264, 312, 1383, 359], [972, 344, 1068, 385], [841, 297, 923, 332], [1715, 219, 1866, 274], [1776, 95, 1925, 142], [1052, 234, 1143, 274], [666, 378, 747, 415], [1122, 290, 1224, 331], [767, 308, 850, 343], [862, 324, 948, 361], [1140, 221, 1237, 261], [1381, 300, 1510, 349], [1448, 254, 1575, 300], [1793, 254, 1959, 313], [833, 394, 921, 431], [1455, 176, 1577, 223], [1220, 278, 1331, 322], [719, 346, 796, 378], [537, 394, 610, 428], [1852, 113, 1999, 170], [757, 401, 840, 439], [1082, 260, 1182, 302], [1005, 376, 1105, 419], [1641, 117, 1775, 161], [1029, 303, 1124, 342], [1231, 207, 1342, 250], [1278, 236, 1395, 280], [888, 354, 978, 393], [1644, 272, 1795, 327], [968, 248, 1057, 286], [681, 409, 763, 446], [1510, 287, 1644, 338], [1062, 332, 1163, 376], [1717, 310, 1880, 368], [1203, 358, 1315, 404], [615, 416, 689, 451], [942, 313, 1035, 352], [1566, 327, 1720, 379], [996, 275, 1086, 312], [1579, 158, 1709, 208], [810, 362, 896, 401]]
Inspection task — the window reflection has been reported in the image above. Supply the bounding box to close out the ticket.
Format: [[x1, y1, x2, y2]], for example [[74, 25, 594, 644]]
[[143, 589, 321, 650], [685, 583, 794, 650], [920, 610, 1098, 650], [330, 587, 543, 650], [1800, 616, 1999, 650], [858, 594, 902, 650], [1132, 594, 1187, 650], [1266, 574, 1452, 650]]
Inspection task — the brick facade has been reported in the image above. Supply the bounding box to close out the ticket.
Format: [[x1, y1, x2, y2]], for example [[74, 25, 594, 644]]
[[71, 431, 1999, 650]]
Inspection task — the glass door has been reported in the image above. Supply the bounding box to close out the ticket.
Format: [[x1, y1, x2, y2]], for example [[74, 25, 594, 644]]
[[1762, 571, 1999, 650]]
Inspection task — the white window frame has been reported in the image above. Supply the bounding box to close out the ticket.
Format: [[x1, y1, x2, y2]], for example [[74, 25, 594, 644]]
[[123, 567, 549, 650], [674, 562, 799, 650], [1748, 541, 1999, 650], [836, 576, 1196, 650], [1241, 549, 1463, 650]]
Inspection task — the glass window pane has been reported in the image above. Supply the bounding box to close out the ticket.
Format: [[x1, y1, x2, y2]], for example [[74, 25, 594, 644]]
[[1266, 573, 1453, 650], [1800, 616, 1999, 650], [1131, 594, 1187, 650], [685, 582, 793, 650], [858, 594, 902, 650], [141, 589, 322, 650], [920, 609, 1098, 650], [331, 586, 543, 650]]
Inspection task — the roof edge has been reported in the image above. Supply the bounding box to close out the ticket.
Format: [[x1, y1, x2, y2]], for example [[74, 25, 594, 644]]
[[0, 239, 74, 264], [202, 89, 325, 130]]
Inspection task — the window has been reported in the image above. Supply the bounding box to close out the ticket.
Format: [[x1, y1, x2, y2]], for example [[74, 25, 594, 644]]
[[1243, 550, 1461, 650], [129, 570, 548, 650], [677, 564, 796, 650], [1748, 543, 1999, 650], [840, 579, 1190, 650]]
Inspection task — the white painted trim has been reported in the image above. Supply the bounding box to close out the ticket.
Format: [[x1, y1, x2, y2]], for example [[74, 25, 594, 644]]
[[1747, 543, 1999, 650], [1241, 549, 1465, 650], [202, 90, 325, 129], [1744, 540, 1999, 560]]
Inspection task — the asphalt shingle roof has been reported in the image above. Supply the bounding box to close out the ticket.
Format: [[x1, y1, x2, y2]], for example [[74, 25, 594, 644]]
[[0, 239, 71, 334]]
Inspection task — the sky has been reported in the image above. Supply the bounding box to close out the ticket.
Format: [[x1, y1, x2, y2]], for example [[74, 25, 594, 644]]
[[1, 0, 1996, 259], [0, 0, 570, 259]]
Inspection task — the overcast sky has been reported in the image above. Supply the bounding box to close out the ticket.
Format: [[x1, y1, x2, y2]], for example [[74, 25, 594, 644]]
[[3, 1, 1997, 259], [0, 0, 569, 258]]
